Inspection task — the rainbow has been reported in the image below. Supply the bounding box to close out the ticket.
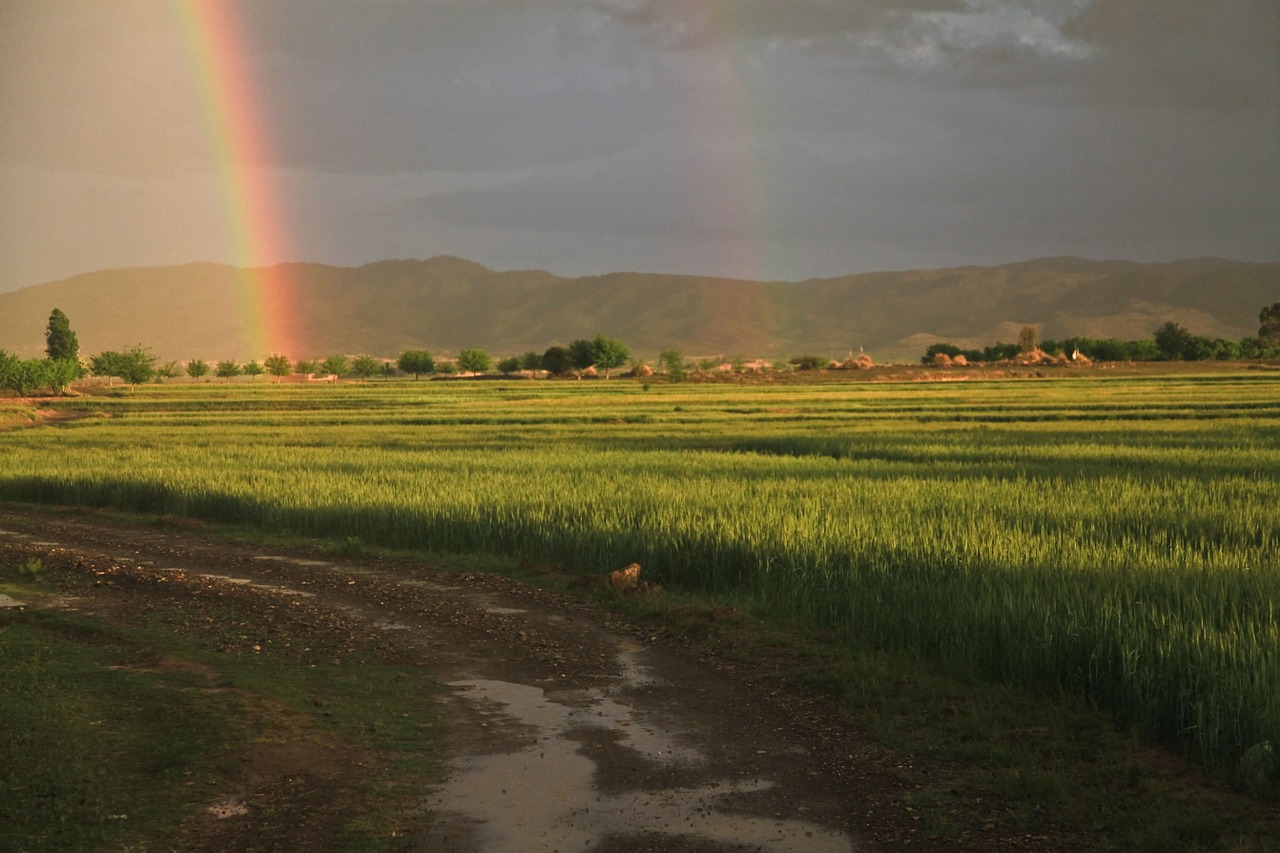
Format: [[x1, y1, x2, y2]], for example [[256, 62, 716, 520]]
[[676, 3, 772, 284], [174, 0, 300, 359]]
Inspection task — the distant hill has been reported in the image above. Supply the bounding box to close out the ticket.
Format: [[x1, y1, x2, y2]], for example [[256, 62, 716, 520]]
[[0, 256, 1274, 363]]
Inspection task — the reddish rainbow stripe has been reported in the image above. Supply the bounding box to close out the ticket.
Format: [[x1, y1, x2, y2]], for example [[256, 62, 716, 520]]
[[175, 0, 300, 359]]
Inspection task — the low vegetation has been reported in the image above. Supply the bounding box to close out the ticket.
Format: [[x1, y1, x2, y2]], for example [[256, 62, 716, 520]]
[[0, 554, 441, 851], [2, 373, 1277, 804]]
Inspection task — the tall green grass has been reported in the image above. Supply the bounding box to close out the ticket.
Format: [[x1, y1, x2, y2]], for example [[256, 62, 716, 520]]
[[3, 374, 1277, 783]]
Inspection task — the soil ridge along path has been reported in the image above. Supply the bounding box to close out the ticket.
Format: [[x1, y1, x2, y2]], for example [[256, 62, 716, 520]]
[[0, 507, 881, 852]]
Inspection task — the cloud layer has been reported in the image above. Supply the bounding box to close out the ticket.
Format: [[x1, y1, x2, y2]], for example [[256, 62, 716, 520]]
[[1, 0, 1275, 290]]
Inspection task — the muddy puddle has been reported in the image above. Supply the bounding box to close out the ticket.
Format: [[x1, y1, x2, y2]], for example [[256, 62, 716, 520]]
[[434, 646, 857, 852]]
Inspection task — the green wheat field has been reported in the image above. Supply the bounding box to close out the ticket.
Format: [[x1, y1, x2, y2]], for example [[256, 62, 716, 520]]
[[3, 372, 1277, 782]]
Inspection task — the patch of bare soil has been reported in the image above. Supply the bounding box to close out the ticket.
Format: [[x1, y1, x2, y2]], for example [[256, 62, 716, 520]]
[[0, 507, 1075, 851]]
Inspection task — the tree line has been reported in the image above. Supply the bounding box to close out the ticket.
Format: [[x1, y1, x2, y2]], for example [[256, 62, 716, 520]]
[[1, 312, 644, 393], [6, 305, 1280, 395], [922, 306, 1280, 365]]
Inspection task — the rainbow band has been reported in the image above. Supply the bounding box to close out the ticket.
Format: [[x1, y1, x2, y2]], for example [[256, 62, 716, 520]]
[[174, 0, 299, 359]]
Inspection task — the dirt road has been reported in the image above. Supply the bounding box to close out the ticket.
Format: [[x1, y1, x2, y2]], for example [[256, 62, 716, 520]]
[[0, 507, 914, 852]]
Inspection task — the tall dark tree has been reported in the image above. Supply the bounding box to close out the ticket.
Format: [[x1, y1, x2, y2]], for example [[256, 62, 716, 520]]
[[1260, 302, 1280, 345], [1153, 321, 1195, 361], [568, 339, 596, 370], [541, 345, 572, 376], [45, 308, 79, 362]]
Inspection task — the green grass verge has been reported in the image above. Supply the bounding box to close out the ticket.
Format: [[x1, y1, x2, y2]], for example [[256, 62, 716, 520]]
[[0, 561, 442, 852], [565, 581, 1280, 852]]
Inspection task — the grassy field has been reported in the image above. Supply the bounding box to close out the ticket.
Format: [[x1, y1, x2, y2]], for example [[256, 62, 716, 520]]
[[3, 370, 1278, 795], [0, 554, 442, 851]]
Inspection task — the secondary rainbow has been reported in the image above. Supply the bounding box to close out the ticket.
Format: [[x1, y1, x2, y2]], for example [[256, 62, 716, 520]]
[[174, 0, 300, 359]]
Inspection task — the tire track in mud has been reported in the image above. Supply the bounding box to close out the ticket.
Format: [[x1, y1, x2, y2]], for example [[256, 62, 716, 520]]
[[0, 509, 882, 852]]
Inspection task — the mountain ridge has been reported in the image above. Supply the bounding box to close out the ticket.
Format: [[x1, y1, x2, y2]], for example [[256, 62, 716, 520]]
[[0, 256, 1274, 363]]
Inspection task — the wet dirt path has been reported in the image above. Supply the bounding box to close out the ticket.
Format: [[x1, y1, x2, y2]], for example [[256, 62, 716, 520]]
[[0, 508, 874, 852]]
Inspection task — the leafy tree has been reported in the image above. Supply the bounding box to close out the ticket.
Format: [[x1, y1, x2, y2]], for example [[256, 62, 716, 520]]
[[242, 360, 264, 381], [350, 355, 381, 382], [215, 360, 241, 380], [91, 345, 157, 388], [497, 356, 521, 374], [45, 357, 80, 393], [380, 361, 399, 379], [1128, 339, 1161, 361], [981, 342, 1021, 362], [45, 308, 79, 362], [658, 349, 685, 380], [157, 361, 182, 382], [294, 359, 319, 376], [186, 358, 210, 380], [1153, 322, 1195, 360], [89, 351, 122, 384], [456, 348, 492, 374], [0, 350, 79, 395], [397, 349, 435, 380], [1260, 302, 1280, 345], [568, 339, 596, 370], [1085, 338, 1130, 362], [1209, 339, 1240, 361], [1187, 335, 1215, 361], [264, 354, 292, 381], [321, 354, 349, 377], [921, 343, 962, 364], [1240, 337, 1280, 360], [541, 345, 572, 375], [590, 333, 629, 379], [519, 351, 543, 371]]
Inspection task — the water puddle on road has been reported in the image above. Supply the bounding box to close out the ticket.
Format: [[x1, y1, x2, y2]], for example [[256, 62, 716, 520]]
[[436, 666, 855, 852]]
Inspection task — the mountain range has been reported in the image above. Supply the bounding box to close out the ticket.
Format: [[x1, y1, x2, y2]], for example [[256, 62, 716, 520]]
[[0, 256, 1274, 363]]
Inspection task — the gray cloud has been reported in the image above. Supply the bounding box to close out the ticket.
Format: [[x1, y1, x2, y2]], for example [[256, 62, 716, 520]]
[[0, 0, 1275, 291]]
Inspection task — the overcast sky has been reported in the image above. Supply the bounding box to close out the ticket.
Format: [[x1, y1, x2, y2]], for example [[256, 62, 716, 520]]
[[1, 0, 1276, 292]]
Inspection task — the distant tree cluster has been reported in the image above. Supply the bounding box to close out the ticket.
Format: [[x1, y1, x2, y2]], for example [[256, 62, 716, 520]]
[[922, 315, 1280, 365], [16, 300, 1276, 395], [384, 333, 631, 380], [0, 350, 80, 395], [0, 309, 84, 395], [91, 345, 158, 387]]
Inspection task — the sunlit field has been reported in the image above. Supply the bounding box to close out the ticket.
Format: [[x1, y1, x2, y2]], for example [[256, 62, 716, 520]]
[[3, 372, 1277, 781]]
